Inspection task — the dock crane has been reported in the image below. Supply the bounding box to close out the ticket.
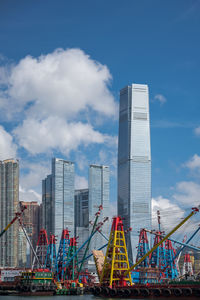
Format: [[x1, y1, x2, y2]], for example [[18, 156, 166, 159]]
[[124, 207, 200, 280], [96, 206, 200, 288]]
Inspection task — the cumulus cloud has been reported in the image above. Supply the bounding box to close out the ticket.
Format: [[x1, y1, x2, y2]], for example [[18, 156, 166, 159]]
[[0, 48, 118, 157], [194, 126, 200, 136], [13, 116, 116, 155], [0, 48, 117, 119], [153, 94, 167, 105], [0, 125, 17, 160], [0, 48, 118, 206]]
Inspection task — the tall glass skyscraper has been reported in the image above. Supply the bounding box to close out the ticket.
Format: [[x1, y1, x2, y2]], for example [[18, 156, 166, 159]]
[[88, 165, 110, 270], [42, 158, 75, 245], [0, 159, 19, 267], [117, 83, 151, 263]]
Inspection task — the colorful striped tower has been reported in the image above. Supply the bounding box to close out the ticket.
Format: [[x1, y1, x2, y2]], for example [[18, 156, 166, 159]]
[[100, 216, 132, 288], [165, 239, 179, 279], [56, 229, 70, 281], [136, 229, 150, 268], [182, 253, 193, 276], [149, 231, 166, 278], [65, 237, 78, 280]]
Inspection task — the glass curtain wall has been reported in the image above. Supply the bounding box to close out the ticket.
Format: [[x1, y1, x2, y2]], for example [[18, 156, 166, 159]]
[[118, 84, 151, 263]]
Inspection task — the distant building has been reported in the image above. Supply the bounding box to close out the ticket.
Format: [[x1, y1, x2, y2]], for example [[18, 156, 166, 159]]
[[75, 189, 89, 229], [42, 158, 75, 246], [117, 83, 151, 262], [88, 165, 110, 271], [20, 201, 40, 266], [75, 189, 89, 268], [38, 203, 43, 235], [0, 159, 19, 267], [18, 227, 27, 267]]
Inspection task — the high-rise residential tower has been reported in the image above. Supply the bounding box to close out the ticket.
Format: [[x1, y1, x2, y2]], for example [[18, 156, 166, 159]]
[[88, 165, 110, 270], [0, 159, 19, 267], [42, 158, 75, 245], [117, 83, 151, 262]]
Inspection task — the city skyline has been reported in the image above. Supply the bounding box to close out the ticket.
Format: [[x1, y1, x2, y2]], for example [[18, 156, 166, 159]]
[[0, 0, 200, 238], [42, 159, 110, 257], [42, 158, 75, 245]]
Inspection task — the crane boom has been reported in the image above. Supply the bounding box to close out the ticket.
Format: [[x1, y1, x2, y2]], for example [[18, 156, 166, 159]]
[[124, 207, 199, 276], [17, 215, 41, 268], [78, 205, 103, 273], [145, 229, 200, 252], [0, 204, 41, 269], [0, 205, 27, 238]]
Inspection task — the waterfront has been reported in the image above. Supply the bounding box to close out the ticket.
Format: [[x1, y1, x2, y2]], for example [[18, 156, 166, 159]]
[[0, 296, 102, 300], [0, 296, 96, 300], [0, 295, 181, 300], [0, 296, 99, 300]]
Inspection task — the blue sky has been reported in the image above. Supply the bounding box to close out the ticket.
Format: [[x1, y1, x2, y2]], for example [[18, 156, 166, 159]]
[[0, 0, 200, 234]]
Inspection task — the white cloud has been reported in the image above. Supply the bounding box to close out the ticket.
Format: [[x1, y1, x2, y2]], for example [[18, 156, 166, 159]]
[[19, 185, 41, 203], [0, 125, 17, 160], [173, 181, 200, 207], [183, 154, 200, 175], [13, 116, 116, 155], [194, 126, 200, 136], [75, 175, 88, 190], [0, 49, 119, 210], [0, 48, 119, 157], [154, 94, 167, 105], [1, 48, 117, 119]]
